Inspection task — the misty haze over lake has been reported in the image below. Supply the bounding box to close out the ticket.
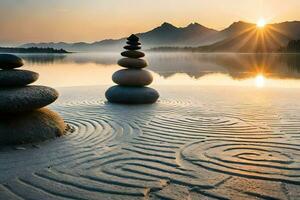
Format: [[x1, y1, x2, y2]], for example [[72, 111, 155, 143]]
[[16, 52, 300, 88]]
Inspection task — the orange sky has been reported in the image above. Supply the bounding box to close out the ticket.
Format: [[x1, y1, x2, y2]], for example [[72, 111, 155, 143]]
[[0, 0, 300, 45]]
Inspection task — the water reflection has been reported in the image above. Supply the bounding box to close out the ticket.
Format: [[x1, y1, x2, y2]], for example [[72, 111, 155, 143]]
[[18, 54, 67, 65], [255, 74, 265, 88], [16, 52, 300, 88]]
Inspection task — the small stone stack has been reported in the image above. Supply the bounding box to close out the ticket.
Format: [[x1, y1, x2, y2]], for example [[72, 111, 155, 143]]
[[0, 54, 66, 145], [106, 34, 159, 104]]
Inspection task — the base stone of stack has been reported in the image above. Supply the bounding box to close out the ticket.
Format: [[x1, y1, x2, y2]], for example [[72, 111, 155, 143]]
[[0, 108, 66, 145], [0, 69, 39, 86], [105, 85, 159, 104], [0, 86, 58, 113], [112, 69, 153, 86]]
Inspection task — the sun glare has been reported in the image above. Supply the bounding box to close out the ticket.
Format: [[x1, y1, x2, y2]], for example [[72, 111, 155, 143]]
[[257, 18, 266, 28], [255, 74, 265, 88]]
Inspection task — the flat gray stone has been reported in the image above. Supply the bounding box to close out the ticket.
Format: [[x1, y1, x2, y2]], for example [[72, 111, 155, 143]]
[[0, 69, 39, 86], [124, 45, 141, 51], [0, 108, 66, 145], [118, 58, 148, 69], [121, 51, 145, 58], [105, 86, 159, 104], [0, 86, 58, 113], [126, 41, 141, 46], [112, 69, 153, 86], [0, 54, 24, 69]]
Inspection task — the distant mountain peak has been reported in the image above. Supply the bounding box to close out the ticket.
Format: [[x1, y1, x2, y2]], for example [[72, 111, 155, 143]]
[[160, 22, 177, 29], [187, 22, 200, 27], [234, 20, 249, 24], [186, 22, 207, 30], [221, 21, 255, 35], [229, 21, 254, 27]]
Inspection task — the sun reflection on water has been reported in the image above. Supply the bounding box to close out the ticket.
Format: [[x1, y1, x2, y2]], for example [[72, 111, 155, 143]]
[[255, 74, 266, 88]]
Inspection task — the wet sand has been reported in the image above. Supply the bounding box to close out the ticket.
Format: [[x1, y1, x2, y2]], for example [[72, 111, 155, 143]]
[[0, 85, 300, 200]]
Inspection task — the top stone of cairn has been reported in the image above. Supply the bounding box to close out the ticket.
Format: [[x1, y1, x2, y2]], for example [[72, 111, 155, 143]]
[[0, 54, 24, 70], [124, 34, 142, 51], [127, 34, 139, 42], [121, 34, 145, 59]]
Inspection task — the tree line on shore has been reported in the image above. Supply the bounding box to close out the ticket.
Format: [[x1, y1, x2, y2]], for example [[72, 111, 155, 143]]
[[151, 39, 300, 53], [285, 40, 300, 52], [0, 47, 69, 54]]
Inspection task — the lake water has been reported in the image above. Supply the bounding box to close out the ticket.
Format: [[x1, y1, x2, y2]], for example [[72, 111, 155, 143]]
[[17, 52, 300, 88]]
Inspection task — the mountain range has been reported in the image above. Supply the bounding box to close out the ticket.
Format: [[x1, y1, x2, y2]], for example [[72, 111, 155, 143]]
[[21, 21, 300, 52]]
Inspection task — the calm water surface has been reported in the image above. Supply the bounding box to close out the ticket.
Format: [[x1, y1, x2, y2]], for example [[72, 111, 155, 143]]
[[16, 52, 300, 88]]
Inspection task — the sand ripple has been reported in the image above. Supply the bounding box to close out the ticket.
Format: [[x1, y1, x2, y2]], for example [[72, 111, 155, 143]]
[[181, 139, 300, 184], [1, 88, 300, 199]]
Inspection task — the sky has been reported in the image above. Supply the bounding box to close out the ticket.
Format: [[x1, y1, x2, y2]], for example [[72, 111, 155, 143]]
[[1, 0, 300, 46]]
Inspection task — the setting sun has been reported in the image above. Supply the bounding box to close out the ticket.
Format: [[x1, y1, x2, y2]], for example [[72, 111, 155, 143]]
[[257, 18, 266, 28], [255, 74, 266, 88]]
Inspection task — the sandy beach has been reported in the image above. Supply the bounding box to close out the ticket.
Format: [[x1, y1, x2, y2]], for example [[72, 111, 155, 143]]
[[0, 85, 299, 199]]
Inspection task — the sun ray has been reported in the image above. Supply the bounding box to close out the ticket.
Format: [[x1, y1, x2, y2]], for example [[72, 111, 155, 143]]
[[264, 28, 285, 49], [237, 29, 257, 51], [268, 25, 293, 40]]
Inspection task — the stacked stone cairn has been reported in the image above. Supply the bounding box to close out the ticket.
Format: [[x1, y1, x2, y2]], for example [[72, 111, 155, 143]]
[[106, 34, 159, 104], [0, 54, 66, 145]]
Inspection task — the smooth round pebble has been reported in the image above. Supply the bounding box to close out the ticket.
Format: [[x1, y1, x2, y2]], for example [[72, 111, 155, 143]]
[[0, 69, 39, 86], [0, 86, 59, 113], [127, 41, 141, 46], [0, 54, 24, 69], [121, 51, 145, 58], [0, 108, 66, 145], [112, 69, 153, 86], [124, 45, 141, 50], [106, 86, 159, 104], [118, 58, 148, 69]]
